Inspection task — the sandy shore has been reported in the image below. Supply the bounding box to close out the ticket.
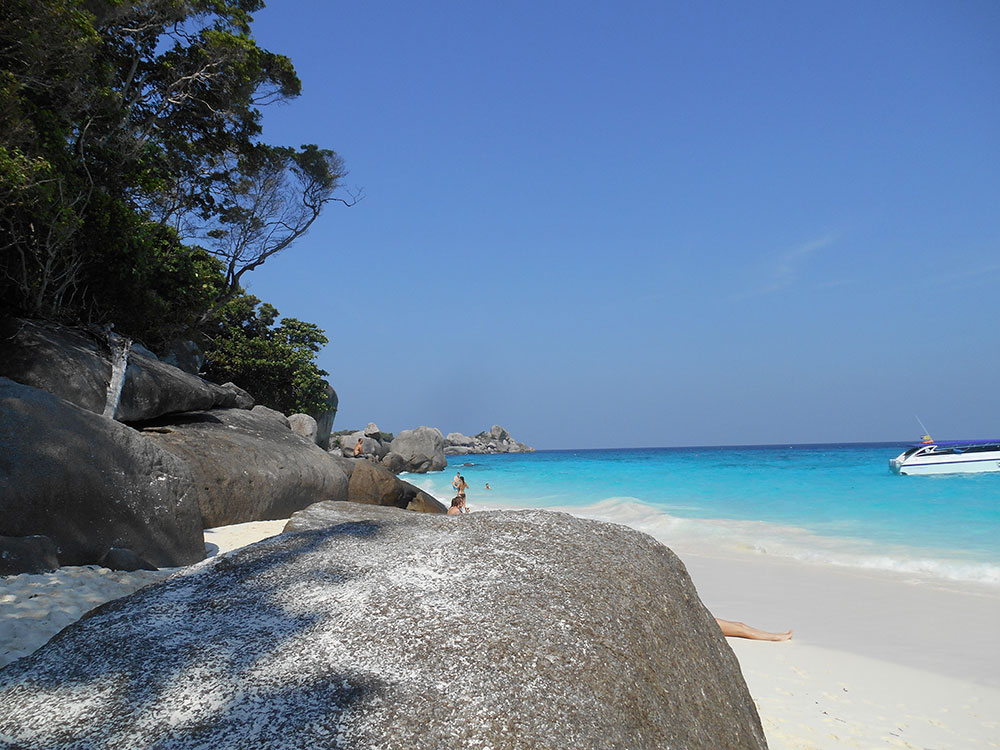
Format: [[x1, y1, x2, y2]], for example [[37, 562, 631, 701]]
[[2, 516, 998, 749], [683, 552, 1000, 749]]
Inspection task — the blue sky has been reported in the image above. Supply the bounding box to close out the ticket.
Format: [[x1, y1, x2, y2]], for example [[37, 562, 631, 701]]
[[244, 1, 999, 449]]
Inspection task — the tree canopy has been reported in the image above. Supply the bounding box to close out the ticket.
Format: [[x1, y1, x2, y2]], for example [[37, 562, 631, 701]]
[[202, 293, 331, 416], [0, 0, 347, 414]]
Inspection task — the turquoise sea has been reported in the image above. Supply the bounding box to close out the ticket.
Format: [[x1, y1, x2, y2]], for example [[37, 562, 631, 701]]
[[408, 443, 1000, 587]]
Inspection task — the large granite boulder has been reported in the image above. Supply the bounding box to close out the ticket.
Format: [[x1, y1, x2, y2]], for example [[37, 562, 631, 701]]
[[0, 505, 767, 749], [388, 425, 447, 473], [0, 318, 245, 422], [140, 406, 350, 528], [0, 378, 204, 567], [345, 461, 446, 513]]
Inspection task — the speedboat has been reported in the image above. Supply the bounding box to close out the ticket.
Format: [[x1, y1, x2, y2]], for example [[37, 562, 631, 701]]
[[889, 439, 1000, 475]]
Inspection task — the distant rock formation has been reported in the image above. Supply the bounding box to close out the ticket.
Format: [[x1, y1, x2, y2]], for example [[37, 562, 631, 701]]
[[444, 424, 534, 455], [333, 423, 533, 472], [0, 504, 767, 749], [331, 423, 447, 474]]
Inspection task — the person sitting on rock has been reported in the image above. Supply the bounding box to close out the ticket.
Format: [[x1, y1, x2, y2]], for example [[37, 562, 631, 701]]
[[447, 497, 465, 516], [353, 438, 364, 458]]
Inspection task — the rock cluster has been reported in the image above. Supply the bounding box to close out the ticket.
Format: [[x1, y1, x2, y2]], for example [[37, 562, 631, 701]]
[[0, 318, 444, 575], [0, 504, 767, 749], [334, 423, 533, 471], [445, 424, 534, 455], [333, 423, 447, 474]]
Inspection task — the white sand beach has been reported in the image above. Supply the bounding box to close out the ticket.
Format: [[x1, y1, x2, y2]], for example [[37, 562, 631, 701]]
[[2, 516, 998, 749], [684, 552, 1000, 749]]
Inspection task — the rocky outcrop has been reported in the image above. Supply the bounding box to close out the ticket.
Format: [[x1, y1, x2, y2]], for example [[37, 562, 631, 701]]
[[444, 424, 534, 455], [140, 407, 350, 528], [0, 318, 248, 422], [387, 425, 446, 473], [0, 377, 204, 567], [0, 505, 767, 749], [335, 430, 389, 459]]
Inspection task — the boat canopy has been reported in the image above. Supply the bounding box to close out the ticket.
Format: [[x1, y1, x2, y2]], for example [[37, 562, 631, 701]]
[[908, 439, 1000, 447]]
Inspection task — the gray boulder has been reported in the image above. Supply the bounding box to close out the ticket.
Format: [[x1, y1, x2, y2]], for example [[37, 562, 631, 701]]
[[445, 431, 474, 446], [0, 535, 60, 575], [141, 407, 350, 528], [0, 505, 766, 749], [288, 413, 318, 443], [310, 382, 338, 450], [0, 378, 204, 567], [379, 451, 409, 473], [364, 422, 381, 438], [388, 426, 446, 473], [0, 318, 245, 422], [218, 381, 254, 409], [338, 431, 386, 459]]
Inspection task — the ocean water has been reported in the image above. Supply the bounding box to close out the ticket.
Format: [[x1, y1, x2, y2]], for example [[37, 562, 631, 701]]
[[408, 443, 1000, 587]]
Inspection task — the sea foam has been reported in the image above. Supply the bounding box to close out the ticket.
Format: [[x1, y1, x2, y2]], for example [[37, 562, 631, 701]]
[[412, 480, 1000, 588]]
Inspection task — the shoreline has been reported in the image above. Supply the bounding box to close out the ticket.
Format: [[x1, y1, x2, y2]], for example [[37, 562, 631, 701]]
[[2, 514, 998, 749], [451, 493, 1000, 686]]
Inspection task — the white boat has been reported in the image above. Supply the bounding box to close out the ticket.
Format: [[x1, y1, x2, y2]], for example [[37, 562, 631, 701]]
[[889, 439, 1000, 475]]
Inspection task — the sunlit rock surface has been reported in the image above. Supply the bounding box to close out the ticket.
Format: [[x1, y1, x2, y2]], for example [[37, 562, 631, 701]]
[[0, 505, 766, 749]]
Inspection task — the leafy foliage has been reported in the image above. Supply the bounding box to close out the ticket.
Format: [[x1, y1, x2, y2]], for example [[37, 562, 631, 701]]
[[0, 0, 352, 333], [0, 0, 346, 409], [202, 294, 330, 415]]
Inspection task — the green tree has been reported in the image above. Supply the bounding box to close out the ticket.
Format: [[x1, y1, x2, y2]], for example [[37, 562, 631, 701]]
[[1, 0, 354, 332], [201, 293, 330, 415], [195, 143, 358, 324]]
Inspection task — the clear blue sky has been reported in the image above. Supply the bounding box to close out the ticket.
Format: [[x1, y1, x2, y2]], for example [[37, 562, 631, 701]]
[[243, 0, 999, 449]]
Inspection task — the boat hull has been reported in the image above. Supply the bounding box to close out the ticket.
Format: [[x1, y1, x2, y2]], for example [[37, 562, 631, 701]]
[[890, 452, 1000, 475]]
